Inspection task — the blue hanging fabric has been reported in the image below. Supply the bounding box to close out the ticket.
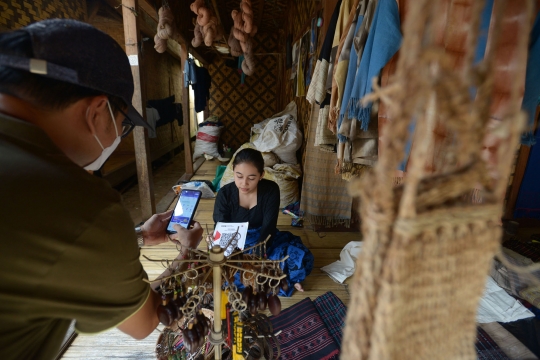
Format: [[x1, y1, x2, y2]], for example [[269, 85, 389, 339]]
[[183, 58, 197, 88], [337, 14, 364, 144], [346, 0, 402, 131], [467, 0, 494, 99], [520, 12, 540, 145], [474, 0, 494, 64], [514, 126, 540, 218]]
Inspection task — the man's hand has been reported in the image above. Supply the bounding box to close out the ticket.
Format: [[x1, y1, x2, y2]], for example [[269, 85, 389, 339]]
[[140, 210, 174, 246], [168, 221, 203, 253]]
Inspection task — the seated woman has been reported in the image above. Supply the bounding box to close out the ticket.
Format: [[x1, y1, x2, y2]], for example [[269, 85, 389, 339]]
[[213, 148, 313, 296]]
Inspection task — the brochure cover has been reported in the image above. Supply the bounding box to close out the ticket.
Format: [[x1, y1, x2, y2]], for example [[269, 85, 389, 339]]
[[213, 222, 249, 256]]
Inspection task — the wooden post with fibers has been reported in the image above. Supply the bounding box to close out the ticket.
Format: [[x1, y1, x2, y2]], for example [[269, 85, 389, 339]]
[[122, 0, 156, 220], [181, 44, 194, 176]]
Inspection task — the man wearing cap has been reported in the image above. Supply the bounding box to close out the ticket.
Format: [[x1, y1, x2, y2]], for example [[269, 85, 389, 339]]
[[0, 19, 202, 359]]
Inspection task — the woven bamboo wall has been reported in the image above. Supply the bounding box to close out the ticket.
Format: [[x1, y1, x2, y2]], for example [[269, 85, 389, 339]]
[[0, 0, 86, 30], [279, 0, 335, 162], [207, 32, 279, 150]]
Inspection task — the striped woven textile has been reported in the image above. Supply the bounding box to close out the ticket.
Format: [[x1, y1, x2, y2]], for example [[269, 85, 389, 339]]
[[269, 292, 514, 359], [313, 291, 347, 347], [476, 327, 511, 360], [270, 297, 340, 360], [503, 239, 540, 263], [300, 103, 353, 227]]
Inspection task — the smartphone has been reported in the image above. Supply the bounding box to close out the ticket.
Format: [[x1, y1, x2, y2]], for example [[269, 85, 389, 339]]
[[166, 189, 202, 233]]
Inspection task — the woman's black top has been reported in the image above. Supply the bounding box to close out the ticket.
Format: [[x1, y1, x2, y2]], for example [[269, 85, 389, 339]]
[[213, 179, 280, 243]]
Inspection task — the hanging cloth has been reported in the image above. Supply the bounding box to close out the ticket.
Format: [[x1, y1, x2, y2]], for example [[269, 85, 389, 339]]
[[314, 94, 336, 152], [192, 65, 211, 113], [337, 1, 374, 143], [183, 58, 197, 88], [326, 0, 354, 93], [346, 0, 401, 131], [327, 1, 362, 135], [335, 0, 378, 179], [306, 0, 343, 105]]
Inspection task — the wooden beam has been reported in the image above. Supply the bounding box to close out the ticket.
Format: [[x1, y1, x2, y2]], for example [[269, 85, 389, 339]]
[[122, 0, 156, 220], [138, 0, 159, 22], [86, 0, 101, 23], [137, 9, 182, 61], [181, 43, 195, 176], [139, 0, 210, 66], [100, 0, 184, 63]]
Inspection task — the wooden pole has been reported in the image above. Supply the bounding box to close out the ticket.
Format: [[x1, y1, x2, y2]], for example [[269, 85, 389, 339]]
[[122, 0, 156, 220], [209, 246, 224, 360], [181, 44, 194, 175]]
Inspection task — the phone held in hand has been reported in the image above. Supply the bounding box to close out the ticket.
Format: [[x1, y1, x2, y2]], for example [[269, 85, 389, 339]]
[[167, 189, 202, 234]]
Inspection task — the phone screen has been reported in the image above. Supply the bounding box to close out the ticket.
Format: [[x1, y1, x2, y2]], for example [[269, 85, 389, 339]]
[[167, 190, 202, 233]]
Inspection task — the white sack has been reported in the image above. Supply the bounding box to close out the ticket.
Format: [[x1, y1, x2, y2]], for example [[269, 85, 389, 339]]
[[193, 124, 223, 161], [252, 101, 302, 164]]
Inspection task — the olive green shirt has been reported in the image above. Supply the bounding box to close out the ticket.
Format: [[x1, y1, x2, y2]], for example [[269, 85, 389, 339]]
[[0, 113, 150, 360]]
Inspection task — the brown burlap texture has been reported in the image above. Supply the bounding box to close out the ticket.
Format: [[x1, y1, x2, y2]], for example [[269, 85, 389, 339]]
[[341, 0, 533, 359]]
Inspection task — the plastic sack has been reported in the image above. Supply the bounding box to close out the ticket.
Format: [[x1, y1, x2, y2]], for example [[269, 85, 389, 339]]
[[172, 181, 215, 198], [264, 164, 302, 208], [262, 152, 280, 168], [220, 145, 301, 207], [193, 123, 224, 161], [251, 101, 302, 164]]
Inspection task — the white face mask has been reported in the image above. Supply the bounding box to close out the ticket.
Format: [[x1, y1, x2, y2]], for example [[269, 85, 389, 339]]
[[84, 101, 121, 171]]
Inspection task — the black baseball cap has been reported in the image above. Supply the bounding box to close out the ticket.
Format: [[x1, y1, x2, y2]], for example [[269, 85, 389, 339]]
[[0, 19, 151, 131]]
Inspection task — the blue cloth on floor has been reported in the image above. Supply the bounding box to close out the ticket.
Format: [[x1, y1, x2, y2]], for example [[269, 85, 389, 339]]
[[232, 228, 314, 297], [346, 0, 402, 131]]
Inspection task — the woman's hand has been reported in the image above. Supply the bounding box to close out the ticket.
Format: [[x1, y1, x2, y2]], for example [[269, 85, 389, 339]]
[[168, 221, 204, 253], [140, 210, 174, 246]]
